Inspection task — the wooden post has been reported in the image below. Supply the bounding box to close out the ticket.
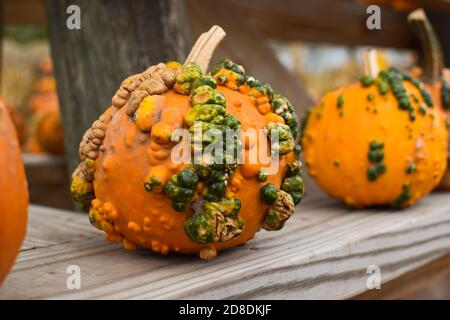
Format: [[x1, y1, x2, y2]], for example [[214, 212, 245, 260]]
[[45, 0, 189, 173]]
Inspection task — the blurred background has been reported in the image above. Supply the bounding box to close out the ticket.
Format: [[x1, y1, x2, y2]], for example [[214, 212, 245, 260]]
[[1, 0, 450, 299]]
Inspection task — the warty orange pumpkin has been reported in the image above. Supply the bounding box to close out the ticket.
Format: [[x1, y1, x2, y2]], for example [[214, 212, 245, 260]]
[[70, 26, 304, 260], [301, 49, 448, 208], [0, 98, 28, 284]]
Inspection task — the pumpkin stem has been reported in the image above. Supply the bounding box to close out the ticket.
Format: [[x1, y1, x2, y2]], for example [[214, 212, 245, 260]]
[[363, 49, 380, 78], [185, 25, 226, 73], [408, 8, 444, 83]]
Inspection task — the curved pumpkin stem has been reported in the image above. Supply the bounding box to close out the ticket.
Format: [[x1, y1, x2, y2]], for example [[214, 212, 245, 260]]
[[408, 8, 444, 83], [363, 49, 380, 78], [185, 25, 226, 73]]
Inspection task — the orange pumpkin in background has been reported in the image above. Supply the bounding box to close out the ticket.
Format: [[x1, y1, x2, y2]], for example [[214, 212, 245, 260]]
[[25, 57, 65, 154], [27, 92, 59, 114], [0, 98, 28, 285], [408, 9, 450, 189], [38, 56, 54, 76], [36, 108, 65, 154], [301, 49, 448, 208], [70, 27, 305, 260], [33, 75, 57, 95]]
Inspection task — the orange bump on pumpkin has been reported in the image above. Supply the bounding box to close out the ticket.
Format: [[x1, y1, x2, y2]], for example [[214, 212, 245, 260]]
[[0, 98, 28, 285]]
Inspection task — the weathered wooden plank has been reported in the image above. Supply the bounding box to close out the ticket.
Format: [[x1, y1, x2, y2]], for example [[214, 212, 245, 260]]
[[24, 154, 73, 209], [353, 253, 450, 299], [23, 154, 65, 167], [221, 0, 414, 48], [1, 192, 449, 299], [3, 0, 46, 26], [222, 0, 450, 51], [45, 0, 190, 173], [20, 204, 94, 252], [4, 0, 447, 49]]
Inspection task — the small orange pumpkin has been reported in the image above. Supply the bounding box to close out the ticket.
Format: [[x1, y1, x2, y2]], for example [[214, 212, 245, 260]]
[[33, 76, 57, 95], [36, 108, 65, 155], [70, 27, 304, 260], [38, 56, 54, 76], [25, 57, 65, 154], [25, 136, 45, 154], [0, 98, 28, 284], [27, 93, 59, 114], [301, 50, 448, 208]]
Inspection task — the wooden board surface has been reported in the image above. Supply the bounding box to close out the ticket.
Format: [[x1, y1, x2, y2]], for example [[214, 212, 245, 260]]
[[1, 191, 450, 299], [354, 253, 450, 299]]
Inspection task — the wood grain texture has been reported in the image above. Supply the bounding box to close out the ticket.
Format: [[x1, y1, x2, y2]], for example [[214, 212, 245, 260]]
[[45, 0, 189, 173], [353, 253, 450, 299], [223, 0, 414, 48], [1, 192, 449, 299]]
